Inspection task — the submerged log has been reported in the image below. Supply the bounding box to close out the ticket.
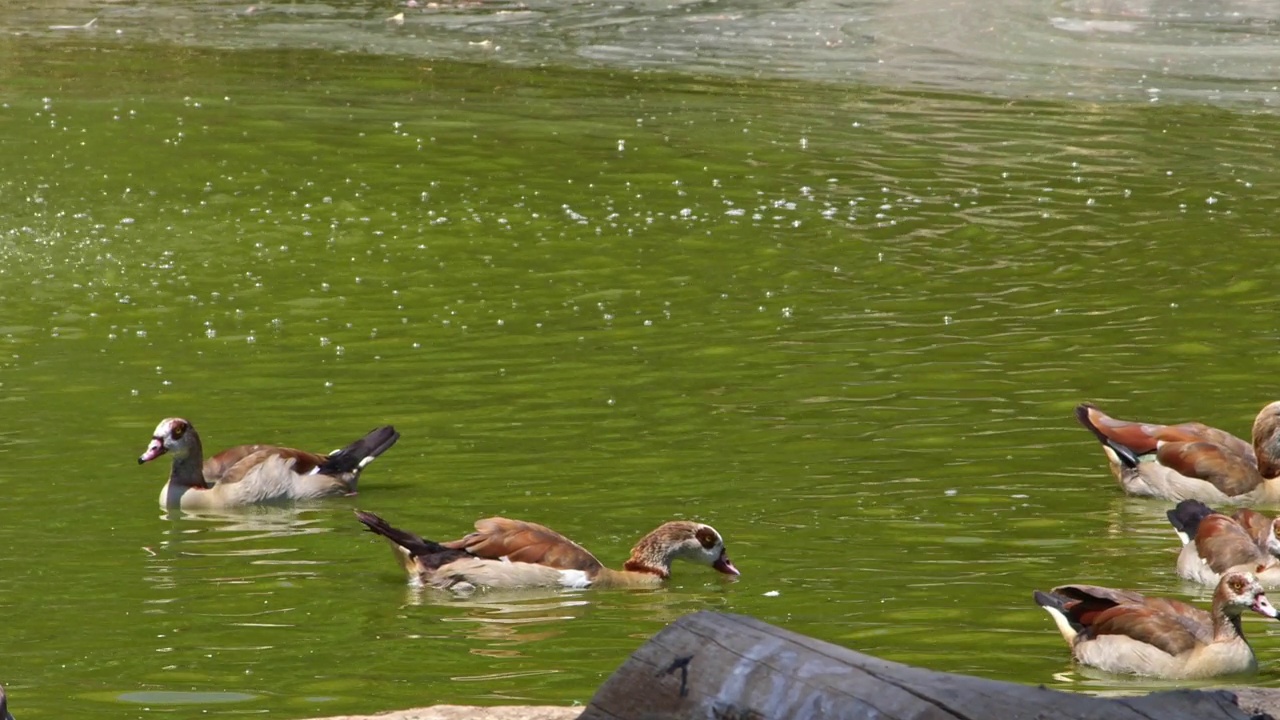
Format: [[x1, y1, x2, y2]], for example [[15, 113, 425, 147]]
[[579, 611, 1269, 720]]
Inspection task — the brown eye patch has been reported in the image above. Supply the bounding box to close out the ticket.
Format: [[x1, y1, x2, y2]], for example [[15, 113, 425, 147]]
[[694, 526, 718, 549], [1229, 576, 1247, 594], [171, 423, 186, 439]]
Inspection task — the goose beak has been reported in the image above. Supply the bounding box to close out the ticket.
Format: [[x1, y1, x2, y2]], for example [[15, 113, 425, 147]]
[[713, 551, 740, 576], [1254, 593, 1279, 618], [138, 437, 166, 464]]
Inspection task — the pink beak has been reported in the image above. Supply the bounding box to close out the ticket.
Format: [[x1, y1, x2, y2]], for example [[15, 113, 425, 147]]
[[1254, 593, 1279, 619], [138, 438, 166, 464], [713, 552, 740, 576]]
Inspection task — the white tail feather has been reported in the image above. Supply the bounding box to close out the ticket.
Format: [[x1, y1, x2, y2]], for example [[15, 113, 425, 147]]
[[557, 569, 593, 589], [1041, 604, 1079, 646]]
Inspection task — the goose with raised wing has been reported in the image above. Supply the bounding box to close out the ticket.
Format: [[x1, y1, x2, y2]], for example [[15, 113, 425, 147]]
[[354, 509, 739, 592], [1034, 571, 1278, 679], [139, 418, 399, 510], [1075, 402, 1280, 504]]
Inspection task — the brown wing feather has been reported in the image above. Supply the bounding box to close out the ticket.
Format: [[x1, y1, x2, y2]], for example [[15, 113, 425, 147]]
[[205, 445, 326, 483], [1192, 515, 1268, 573], [214, 449, 289, 486], [1157, 441, 1263, 496], [1080, 407, 1164, 454], [1053, 583, 1151, 608], [203, 444, 264, 482], [1160, 422, 1255, 461], [1232, 509, 1275, 547], [442, 517, 605, 573], [1053, 585, 1212, 632], [1082, 406, 1255, 462], [1089, 605, 1203, 657], [1134, 596, 1213, 631]]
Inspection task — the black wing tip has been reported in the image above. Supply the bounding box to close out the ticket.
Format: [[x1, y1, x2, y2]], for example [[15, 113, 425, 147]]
[[1074, 404, 1142, 469], [1033, 589, 1061, 609], [322, 425, 401, 474], [352, 509, 445, 558], [354, 508, 387, 527], [1074, 403, 1106, 438]]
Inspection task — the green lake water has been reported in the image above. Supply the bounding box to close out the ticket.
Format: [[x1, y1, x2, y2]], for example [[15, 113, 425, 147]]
[[4, 1, 1280, 717]]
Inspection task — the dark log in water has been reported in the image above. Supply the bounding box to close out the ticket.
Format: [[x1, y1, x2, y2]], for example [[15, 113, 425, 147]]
[[579, 611, 1270, 720]]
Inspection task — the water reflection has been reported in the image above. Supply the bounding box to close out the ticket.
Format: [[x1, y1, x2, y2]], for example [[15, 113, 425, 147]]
[[413, 589, 591, 650], [116, 689, 260, 705], [401, 582, 727, 648], [155, 506, 331, 551], [144, 507, 331, 599]]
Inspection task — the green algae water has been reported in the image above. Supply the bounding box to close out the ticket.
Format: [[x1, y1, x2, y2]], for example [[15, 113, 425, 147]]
[[5, 1, 1280, 717]]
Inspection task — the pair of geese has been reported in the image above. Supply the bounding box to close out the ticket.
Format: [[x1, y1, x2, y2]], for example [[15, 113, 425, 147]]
[[1038, 401, 1280, 679], [138, 417, 740, 591]]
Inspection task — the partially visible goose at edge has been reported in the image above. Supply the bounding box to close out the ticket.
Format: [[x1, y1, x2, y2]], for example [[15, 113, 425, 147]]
[[1074, 402, 1280, 504], [1167, 500, 1280, 588], [1168, 500, 1280, 556], [1034, 571, 1278, 679], [139, 418, 399, 510], [354, 509, 739, 592], [2, 684, 12, 720]]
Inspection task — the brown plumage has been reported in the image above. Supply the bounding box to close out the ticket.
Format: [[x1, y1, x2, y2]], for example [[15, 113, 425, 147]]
[[354, 509, 739, 592], [139, 418, 399, 509], [1035, 571, 1278, 678], [1167, 500, 1280, 587], [1169, 500, 1280, 556], [1232, 507, 1280, 556], [446, 517, 604, 572], [1074, 402, 1280, 503]]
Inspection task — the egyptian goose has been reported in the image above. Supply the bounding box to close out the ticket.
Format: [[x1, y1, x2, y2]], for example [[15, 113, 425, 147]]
[[353, 509, 739, 591], [1034, 571, 1278, 679], [1, 684, 10, 720], [1166, 500, 1280, 587], [1169, 500, 1280, 557], [1074, 402, 1280, 504], [139, 418, 399, 510]]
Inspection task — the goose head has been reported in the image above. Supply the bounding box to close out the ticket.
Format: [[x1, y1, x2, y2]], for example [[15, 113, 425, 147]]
[[1220, 571, 1278, 618], [628, 521, 739, 577], [138, 418, 196, 464]]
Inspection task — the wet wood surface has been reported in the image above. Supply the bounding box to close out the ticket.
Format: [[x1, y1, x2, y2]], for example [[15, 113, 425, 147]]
[[579, 611, 1272, 720]]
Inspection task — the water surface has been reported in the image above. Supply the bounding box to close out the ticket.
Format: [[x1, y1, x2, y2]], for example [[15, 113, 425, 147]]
[[3, 2, 1280, 718]]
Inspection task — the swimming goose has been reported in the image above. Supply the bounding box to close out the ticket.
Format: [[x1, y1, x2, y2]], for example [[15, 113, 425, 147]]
[[139, 418, 399, 510], [1075, 402, 1280, 504], [1166, 500, 1280, 587], [1168, 500, 1280, 557], [353, 509, 739, 591], [1034, 571, 1278, 679]]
